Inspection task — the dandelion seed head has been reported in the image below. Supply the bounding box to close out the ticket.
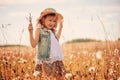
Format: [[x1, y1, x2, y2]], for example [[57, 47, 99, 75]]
[[96, 51, 102, 59], [13, 76, 20, 80], [65, 73, 72, 78], [114, 48, 119, 54], [25, 73, 30, 78], [69, 61, 72, 64], [82, 50, 88, 55], [13, 56, 16, 58], [13, 61, 16, 64], [114, 70, 116, 73], [88, 66, 95, 72], [33, 71, 39, 77], [18, 58, 27, 63], [116, 63, 119, 67], [70, 54, 73, 59], [110, 61, 114, 66], [82, 62, 85, 65], [28, 66, 31, 69], [109, 68, 113, 75]]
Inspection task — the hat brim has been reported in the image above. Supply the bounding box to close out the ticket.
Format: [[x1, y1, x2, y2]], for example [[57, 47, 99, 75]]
[[37, 12, 63, 23]]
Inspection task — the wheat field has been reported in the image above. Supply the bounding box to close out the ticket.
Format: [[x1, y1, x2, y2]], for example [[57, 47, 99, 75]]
[[0, 41, 120, 80]]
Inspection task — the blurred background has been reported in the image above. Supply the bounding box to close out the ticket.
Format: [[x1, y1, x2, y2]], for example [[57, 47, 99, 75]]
[[0, 0, 120, 46]]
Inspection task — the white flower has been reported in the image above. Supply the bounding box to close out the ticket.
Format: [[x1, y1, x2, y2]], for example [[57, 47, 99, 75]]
[[2, 59, 7, 64], [110, 61, 114, 65], [18, 58, 27, 63], [28, 66, 31, 69], [82, 50, 88, 55], [69, 61, 72, 64], [65, 73, 72, 78], [88, 67, 95, 72], [25, 73, 30, 78], [96, 50, 102, 59], [114, 48, 119, 54], [12, 76, 20, 80], [33, 71, 40, 77], [13, 61, 16, 64], [109, 68, 113, 75], [92, 58, 95, 61], [70, 54, 73, 60]]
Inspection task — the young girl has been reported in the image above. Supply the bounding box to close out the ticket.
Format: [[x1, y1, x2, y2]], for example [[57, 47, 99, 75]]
[[28, 8, 66, 80]]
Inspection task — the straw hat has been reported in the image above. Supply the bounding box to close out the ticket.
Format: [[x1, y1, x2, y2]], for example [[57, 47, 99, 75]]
[[37, 8, 63, 23]]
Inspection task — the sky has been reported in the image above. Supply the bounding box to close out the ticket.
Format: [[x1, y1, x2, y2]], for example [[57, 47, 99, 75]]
[[0, 0, 120, 45]]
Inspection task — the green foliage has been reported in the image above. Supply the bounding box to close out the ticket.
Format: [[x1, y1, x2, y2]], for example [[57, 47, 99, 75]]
[[66, 38, 100, 43]]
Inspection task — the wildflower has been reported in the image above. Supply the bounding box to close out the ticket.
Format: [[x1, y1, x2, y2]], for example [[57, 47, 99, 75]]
[[25, 73, 30, 78], [82, 50, 88, 55], [12, 76, 20, 80], [70, 54, 73, 60], [96, 50, 102, 59], [116, 63, 119, 68], [88, 66, 95, 72], [28, 66, 31, 69], [2, 59, 7, 64], [114, 70, 116, 73], [114, 48, 119, 54], [109, 68, 113, 75], [18, 58, 27, 63], [69, 61, 72, 64], [110, 61, 114, 66], [13, 61, 16, 64], [33, 71, 40, 77], [65, 73, 72, 78], [92, 58, 95, 61], [82, 62, 85, 65]]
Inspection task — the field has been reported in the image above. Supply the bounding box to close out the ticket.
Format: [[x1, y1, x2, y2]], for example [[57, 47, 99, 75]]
[[0, 41, 120, 80]]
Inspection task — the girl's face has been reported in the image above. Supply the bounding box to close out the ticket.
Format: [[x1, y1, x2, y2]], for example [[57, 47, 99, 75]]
[[44, 15, 57, 30]]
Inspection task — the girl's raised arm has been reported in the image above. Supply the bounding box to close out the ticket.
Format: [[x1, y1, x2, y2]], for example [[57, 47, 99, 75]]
[[28, 23, 40, 48], [56, 21, 63, 40]]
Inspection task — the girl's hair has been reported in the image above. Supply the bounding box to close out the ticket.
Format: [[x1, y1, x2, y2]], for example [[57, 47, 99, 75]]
[[36, 13, 58, 33]]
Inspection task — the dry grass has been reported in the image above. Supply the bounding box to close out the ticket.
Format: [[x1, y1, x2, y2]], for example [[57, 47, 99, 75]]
[[0, 41, 120, 80]]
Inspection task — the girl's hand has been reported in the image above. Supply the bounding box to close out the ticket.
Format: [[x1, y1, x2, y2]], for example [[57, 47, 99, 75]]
[[57, 14, 63, 23], [28, 23, 33, 32], [59, 20, 63, 28], [56, 19, 63, 39]]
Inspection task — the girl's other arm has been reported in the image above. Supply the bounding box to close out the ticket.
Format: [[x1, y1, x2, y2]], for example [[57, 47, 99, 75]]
[[56, 21, 63, 40], [28, 23, 40, 48]]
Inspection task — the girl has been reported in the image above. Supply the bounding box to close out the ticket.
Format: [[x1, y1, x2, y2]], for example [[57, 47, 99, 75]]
[[28, 8, 66, 80]]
